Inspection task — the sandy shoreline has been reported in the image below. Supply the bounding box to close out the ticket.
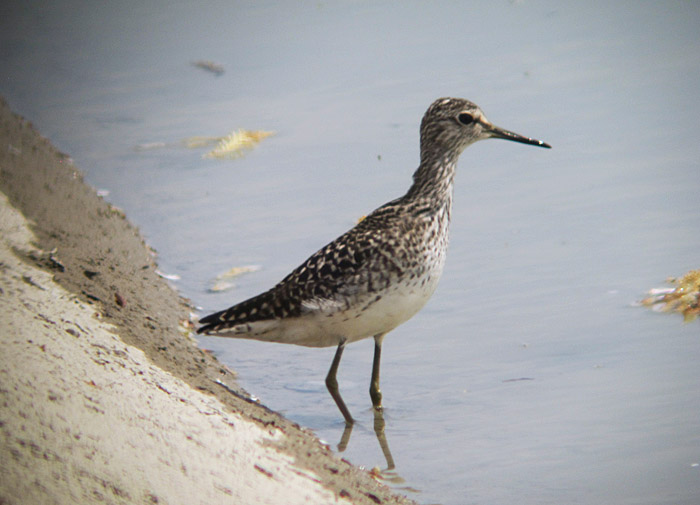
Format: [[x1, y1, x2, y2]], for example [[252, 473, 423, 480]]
[[0, 97, 417, 505]]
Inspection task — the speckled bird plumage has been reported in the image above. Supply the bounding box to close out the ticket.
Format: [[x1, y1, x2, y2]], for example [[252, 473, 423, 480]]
[[198, 97, 550, 422], [199, 194, 450, 347]]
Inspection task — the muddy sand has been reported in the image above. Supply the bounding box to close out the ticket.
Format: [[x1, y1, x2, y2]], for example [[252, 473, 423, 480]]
[[0, 97, 418, 505]]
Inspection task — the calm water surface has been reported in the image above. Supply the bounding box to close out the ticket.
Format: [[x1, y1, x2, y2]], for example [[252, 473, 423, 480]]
[[2, 2, 699, 504]]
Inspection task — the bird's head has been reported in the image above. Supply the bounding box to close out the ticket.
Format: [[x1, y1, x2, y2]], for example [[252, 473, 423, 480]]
[[420, 97, 550, 160]]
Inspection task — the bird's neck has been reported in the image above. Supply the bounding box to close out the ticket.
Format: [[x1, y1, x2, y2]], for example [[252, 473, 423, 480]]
[[405, 152, 458, 208]]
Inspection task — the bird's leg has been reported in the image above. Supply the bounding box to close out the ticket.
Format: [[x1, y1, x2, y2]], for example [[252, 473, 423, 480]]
[[370, 333, 386, 410], [326, 337, 354, 425]]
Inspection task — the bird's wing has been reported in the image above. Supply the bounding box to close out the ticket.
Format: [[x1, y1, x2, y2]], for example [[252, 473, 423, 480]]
[[197, 204, 408, 334]]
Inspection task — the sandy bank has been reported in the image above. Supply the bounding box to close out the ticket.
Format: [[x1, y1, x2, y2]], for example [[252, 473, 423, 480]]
[[0, 97, 417, 505]]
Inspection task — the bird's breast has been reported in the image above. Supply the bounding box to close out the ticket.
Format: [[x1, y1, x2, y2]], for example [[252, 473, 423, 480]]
[[299, 216, 450, 346]]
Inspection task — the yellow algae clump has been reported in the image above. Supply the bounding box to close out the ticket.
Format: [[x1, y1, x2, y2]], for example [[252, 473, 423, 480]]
[[641, 269, 700, 322], [181, 136, 220, 149], [204, 130, 275, 160], [208, 265, 261, 293], [136, 130, 274, 159]]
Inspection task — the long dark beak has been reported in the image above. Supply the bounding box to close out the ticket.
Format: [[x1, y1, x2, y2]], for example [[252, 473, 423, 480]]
[[485, 121, 551, 149]]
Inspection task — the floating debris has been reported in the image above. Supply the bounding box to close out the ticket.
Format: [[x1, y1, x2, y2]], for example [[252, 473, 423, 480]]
[[217, 265, 262, 279], [135, 139, 208, 151], [192, 60, 225, 76], [181, 136, 220, 149], [209, 281, 235, 293], [209, 264, 261, 292], [155, 270, 181, 281], [134, 142, 168, 151], [135, 130, 274, 160], [641, 269, 700, 322], [203, 130, 275, 160]]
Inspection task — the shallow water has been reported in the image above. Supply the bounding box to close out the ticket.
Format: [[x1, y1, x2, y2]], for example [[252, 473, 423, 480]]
[[2, 1, 700, 503]]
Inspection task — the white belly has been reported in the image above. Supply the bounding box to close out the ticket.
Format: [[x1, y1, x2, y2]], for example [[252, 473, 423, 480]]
[[269, 263, 444, 347], [226, 205, 451, 347]]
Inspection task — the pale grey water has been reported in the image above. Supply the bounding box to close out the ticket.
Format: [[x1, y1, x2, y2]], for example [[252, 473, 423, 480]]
[[2, 1, 699, 504]]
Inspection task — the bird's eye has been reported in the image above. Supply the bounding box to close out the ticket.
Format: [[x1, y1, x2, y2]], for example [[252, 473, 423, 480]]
[[457, 112, 474, 125]]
